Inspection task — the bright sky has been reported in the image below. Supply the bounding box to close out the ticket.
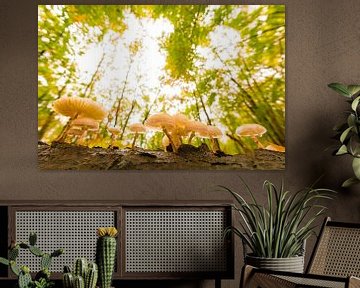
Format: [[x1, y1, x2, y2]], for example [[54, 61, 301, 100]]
[[52, 4, 281, 136], [73, 8, 247, 126]]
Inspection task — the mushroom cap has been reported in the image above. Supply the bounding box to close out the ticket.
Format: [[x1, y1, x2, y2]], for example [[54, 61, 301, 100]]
[[67, 128, 84, 136], [236, 124, 267, 137], [128, 123, 147, 134], [145, 113, 175, 131], [107, 127, 121, 134], [207, 126, 223, 138], [197, 125, 223, 139], [172, 113, 192, 136], [71, 117, 99, 130], [265, 144, 285, 152], [53, 97, 107, 120], [187, 121, 208, 136], [173, 113, 189, 125]]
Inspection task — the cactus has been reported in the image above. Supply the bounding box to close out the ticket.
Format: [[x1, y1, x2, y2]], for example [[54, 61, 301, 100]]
[[10, 260, 20, 276], [0, 232, 63, 288], [29, 246, 44, 257], [85, 263, 98, 288], [0, 257, 9, 266], [63, 272, 74, 288], [74, 258, 88, 279], [96, 227, 118, 288], [18, 269, 32, 288], [9, 246, 19, 260], [41, 253, 52, 270], [51, 248, 64, 257], [74, 275, 85, 288], [63, 260, 98, 288], [64, 265, 72, 273], [29, 232, 37, 246], [35, 268, 50, 282]]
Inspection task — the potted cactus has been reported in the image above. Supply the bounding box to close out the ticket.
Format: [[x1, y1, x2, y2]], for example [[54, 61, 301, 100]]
[[0, 232, 63, 288], [96, 227, 118, 288], [62, 258, 98, 288]]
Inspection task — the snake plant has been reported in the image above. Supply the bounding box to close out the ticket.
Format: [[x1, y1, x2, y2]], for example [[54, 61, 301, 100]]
[[222, 179, 335, 258]]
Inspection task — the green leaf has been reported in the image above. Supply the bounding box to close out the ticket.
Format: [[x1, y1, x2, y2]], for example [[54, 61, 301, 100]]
[[336, 145, 348, 155], [340, 127, 353, 143], [348, 135, 360, 157], [328, 83, 352, 97], [351, 96, 360, 111], [352, 157, 360, 179], [347, 114, 356, 127], [0, 257, 9, 266], [348, 85, 360, 96], [342, 177, 360, 188]]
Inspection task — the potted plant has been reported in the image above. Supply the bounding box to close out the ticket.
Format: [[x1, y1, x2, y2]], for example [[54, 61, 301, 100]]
[[328, 83, 360, 187], [221, 179, 334, 273], [0, 232, 63, 288]]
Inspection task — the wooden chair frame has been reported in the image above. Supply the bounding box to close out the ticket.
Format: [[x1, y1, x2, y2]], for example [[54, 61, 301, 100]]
[[241, 217, 360, 288]]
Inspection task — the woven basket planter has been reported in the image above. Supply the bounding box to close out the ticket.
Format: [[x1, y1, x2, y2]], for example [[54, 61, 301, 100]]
[[245, 254, 305, 273]]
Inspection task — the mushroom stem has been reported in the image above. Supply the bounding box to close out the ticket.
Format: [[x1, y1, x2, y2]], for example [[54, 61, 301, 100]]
[[213, 138, 221, 152], [56, 116, 77, 142], [131, 133, 139, 149], [163, 128, 178, 153], [252, 136, 264, 149], [188, 132, 195, 144], [77, 130, 88, 146]]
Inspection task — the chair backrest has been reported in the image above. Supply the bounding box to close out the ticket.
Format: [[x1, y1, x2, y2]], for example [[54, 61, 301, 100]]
[[307, 217, 360, 277]]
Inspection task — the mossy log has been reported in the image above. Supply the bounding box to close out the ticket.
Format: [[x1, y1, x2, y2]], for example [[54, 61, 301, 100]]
[[38, 142, 285, 170]]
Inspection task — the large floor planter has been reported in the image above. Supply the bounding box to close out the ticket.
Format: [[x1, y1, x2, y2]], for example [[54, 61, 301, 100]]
[[245, 254, 305, 273]]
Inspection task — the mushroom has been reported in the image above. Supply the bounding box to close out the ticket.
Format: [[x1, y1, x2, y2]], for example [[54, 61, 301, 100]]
[[197, 125, 223, 152], [265, 143, 285, 152], [236, 124, 267, 148], [128, 123, 147, 149], [70, 117, 100, 145], [71, 117, 100, 130], [67, 128, 84, 137], [172, 113, 191, 136], [52, 97, 107, 141], [145, 113, 178, 152], [186, 121, 208, 144], [107, 127, 121, 146], [161, 134, 181, 152]]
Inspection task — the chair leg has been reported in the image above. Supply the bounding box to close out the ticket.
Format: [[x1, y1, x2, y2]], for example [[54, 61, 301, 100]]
[[215, 278, 221, 288], [240, 265, 255, 288]]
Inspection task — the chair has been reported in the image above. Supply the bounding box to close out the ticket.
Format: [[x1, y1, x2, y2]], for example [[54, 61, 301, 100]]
[[241, 217, 360, 288]]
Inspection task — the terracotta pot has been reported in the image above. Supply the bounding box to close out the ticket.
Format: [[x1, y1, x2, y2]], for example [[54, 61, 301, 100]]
[[245, 254, 304, 273]]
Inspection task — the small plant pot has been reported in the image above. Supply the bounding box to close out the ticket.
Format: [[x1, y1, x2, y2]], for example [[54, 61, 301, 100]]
[[245, 254, 304, 273]]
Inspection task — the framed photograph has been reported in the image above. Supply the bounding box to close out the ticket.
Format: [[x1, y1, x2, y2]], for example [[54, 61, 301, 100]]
[[38, 5, 285, 170]]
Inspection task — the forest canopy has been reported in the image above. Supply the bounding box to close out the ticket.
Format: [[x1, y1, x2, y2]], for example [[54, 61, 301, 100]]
[[38, 5, 285, 155]]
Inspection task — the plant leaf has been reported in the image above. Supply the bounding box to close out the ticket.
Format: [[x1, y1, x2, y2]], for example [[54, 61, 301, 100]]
[[336, 145, 348, 155], [351, 96, 360, 111], [328, 83, 352, 97], [348, 85, 360, 96], [352, 157, 360, 179], [340, 127, 353, 143], [342, 177, 360, 187]]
